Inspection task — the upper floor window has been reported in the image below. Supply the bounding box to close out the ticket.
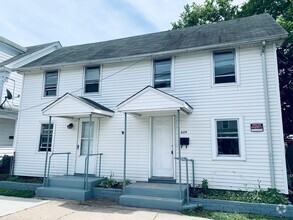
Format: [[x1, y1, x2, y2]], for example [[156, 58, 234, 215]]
[[214, 50, 235, 84], [44, 71, 58, 97], [39, 123, 54, 152], [154, 59, 171, 88], [85, 66, 100, 93]]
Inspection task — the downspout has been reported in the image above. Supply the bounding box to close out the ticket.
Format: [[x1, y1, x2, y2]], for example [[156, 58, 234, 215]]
[[261, 41, 275, 188]]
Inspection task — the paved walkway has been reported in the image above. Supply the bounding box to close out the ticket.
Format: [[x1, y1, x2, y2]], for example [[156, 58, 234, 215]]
[[0, 196, 48, 217], [1, 198, 208, 220]]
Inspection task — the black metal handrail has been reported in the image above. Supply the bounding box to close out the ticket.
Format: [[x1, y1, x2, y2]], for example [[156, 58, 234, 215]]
[[175, 157, 195, 203], [83, 153, 103, 190], [46, 152, 71, 186]]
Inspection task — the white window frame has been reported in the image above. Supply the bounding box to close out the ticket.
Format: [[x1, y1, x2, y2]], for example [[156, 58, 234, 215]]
[[37, 122, 55, 153], [42, 70, 59, 98], [83, 65, 101, 95], [211, 116, 246, 161], [211, 49, 240, 87], [151, 57, 174, 90]]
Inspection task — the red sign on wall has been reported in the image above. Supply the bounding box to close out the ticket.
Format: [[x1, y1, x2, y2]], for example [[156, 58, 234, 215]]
[[250, 123, 264, 132]]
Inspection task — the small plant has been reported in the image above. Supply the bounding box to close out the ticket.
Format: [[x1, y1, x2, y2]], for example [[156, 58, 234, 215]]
[[100, 172, 118, 188], [198, 188, 289, 205], [202, 178, 209, 189], [99, 172, 131, 189]]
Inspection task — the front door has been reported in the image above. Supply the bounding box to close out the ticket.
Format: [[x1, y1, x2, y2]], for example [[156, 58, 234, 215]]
[[152, 116, 174, 177], [75, 120, 97, 175]]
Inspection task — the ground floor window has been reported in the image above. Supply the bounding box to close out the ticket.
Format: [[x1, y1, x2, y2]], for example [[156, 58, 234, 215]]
[[217, 120, 239, 155], [212, 117, 245, 160], [39, 124, 54, 152]]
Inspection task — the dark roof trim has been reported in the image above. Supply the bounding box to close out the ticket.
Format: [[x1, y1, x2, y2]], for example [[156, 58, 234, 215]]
[[42, 93, 114, 113]]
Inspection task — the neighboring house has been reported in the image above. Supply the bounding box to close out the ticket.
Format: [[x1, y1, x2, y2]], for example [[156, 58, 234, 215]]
[[0, 36, 61, 156], [13, 14, 288, 194]]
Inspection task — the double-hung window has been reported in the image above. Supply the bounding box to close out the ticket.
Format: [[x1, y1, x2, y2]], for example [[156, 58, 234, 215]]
[[39, 124, 54, 152], [85, 66, 100, 93], [216, 120, 239, 156], [154, 59, 171, 88], [44, 71, 58, 97], [214, 50, 236, 84]]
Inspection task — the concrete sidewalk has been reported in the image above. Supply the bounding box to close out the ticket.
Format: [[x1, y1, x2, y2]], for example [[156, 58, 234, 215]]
[[0, 196, 48, 217], [1, 198, 208, 220]]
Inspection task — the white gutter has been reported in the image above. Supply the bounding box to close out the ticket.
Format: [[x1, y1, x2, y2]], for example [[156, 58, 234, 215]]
[[16, 34, 287, 73], [261, 40, 275, 188]]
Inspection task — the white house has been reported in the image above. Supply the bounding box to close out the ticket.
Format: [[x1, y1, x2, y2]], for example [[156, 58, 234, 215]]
[[13, 14, 288, 197], [0, 36, 61, 156]]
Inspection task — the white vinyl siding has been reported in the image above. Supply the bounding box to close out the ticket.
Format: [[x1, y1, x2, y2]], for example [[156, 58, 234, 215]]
[[14, 44, 287, 193]]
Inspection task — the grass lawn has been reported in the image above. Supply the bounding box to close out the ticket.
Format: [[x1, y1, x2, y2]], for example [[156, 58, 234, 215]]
[[0, 188, 35, 198], [182, 209, 293, 220]]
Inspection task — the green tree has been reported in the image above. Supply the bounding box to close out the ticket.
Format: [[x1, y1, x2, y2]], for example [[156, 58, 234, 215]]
[[239, 0, 293, 137], [171, 0, 238, 29], [172, 0, 293, 136]]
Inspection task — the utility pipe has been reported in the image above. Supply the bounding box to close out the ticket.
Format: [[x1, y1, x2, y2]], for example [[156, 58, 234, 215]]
[[261, 41, 275, 188]]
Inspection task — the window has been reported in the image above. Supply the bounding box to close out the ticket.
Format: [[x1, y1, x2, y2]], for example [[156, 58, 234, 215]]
[[44, 71, 58, 96], [216, 120, 239, 156], [214, 50, 235, 84], [80, 121, 94, 155], [154, 59, 171, 88], [85, 67, 100, 93], [39, 124, 54, 152]]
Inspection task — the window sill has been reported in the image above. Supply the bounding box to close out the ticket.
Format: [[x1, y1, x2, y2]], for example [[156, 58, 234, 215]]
[[83, 92, 101, 96], [212, 156, 246, 161]]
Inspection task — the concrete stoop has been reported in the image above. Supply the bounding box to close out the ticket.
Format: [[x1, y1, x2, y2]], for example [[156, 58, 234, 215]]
[[35, 175, 105, 201], [119, 182, 191, 211]]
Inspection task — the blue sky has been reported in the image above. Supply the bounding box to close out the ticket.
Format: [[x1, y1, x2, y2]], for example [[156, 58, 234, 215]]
[[0, 0, 246, 47]]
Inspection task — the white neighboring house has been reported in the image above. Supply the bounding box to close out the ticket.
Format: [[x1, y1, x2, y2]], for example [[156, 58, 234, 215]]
[[14, 14, 289, 193], [0, 36, 61, 157]]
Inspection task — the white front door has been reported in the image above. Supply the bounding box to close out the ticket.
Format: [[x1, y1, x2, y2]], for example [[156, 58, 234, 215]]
[[152, 116, 174, 177], [75, 119, 97, 175]]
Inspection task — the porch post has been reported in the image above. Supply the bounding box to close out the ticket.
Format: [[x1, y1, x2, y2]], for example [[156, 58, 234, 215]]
[[85, 113, 92, 190], [123, 113, 127, 190], [177, 110, 182, 199], [43, 116, 52, 187]]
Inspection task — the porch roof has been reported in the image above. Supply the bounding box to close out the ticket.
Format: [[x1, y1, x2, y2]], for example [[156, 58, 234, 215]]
[[117, 86, 193, 115], [42, 93, 114, 118]]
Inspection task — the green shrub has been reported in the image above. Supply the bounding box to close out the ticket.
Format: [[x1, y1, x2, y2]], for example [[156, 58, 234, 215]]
[[198, 188, 289, 205]]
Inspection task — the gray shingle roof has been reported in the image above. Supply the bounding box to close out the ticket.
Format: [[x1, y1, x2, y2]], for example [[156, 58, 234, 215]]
[[21, 14, 287, 69], [0, 42, 59, 67]]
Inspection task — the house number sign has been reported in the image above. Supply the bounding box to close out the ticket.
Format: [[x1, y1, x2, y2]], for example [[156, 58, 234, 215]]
[[250, 123, 264, 132]]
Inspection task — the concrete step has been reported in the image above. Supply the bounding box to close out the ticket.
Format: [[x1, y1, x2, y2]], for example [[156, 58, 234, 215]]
[[48, 175, 105, 189], [124, 182, 187, 199], [148, 177, 176, 184], [119, 194, 184, 211], [36, 187, 92, 201]]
